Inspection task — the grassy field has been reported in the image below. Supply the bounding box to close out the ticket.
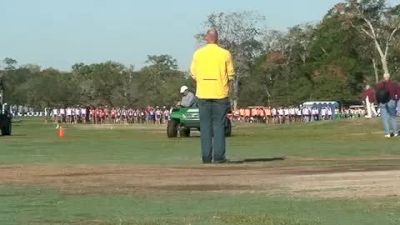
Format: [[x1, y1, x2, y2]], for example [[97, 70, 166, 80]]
[[0, 118, 400, 225], [1, 118, 399, 164]]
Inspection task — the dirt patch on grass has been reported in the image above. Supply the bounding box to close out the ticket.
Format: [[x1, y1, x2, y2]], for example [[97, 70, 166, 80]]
[[1, 158, 400, 198]]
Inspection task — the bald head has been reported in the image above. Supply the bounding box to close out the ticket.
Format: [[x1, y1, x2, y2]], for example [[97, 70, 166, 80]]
[[205, 28, 219, 44], [383, 73, 391, 81]]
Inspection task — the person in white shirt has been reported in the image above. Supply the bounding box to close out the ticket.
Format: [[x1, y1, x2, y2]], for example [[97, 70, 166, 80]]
[[52, 108, 58, 123], [301, 107, 307, 123], [74, 108, 80, 123], [320, 107, 326, 120], [165, 109, 170, 123], [327, 107, 333, 120], [60, 108, 66, 123], [278, 108, 284, 124], [271, 108, 277, 124], [290, 108, 295, 122], [283, 108, 289, 124], [71, 108, 76, 123], [311, 107, 318, 121], [66, 107, 72, 123], [155, 108, 162, 125], [296, 107, 302, 122], [121, 108, 126, 124], [133, 109, 139, 124], [81, 108, 87, 123]]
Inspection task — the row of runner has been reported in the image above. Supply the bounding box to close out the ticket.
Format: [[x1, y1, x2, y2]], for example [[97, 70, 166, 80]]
[[231, 106, 335, 124], [230, 106, 371, 123], [50, 106, 367, 125], [51, 107, 171, 124]]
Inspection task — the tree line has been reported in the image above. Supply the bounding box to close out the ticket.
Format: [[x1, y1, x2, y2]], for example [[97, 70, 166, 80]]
[[0, 55, 187, 108], [1, 0, 399, 109]]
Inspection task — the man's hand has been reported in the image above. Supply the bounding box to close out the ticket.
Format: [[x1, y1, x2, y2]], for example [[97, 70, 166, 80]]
[[228, 80, 234, 98]]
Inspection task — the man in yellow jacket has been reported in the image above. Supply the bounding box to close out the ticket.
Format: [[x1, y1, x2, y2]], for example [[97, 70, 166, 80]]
[[190, 28, 235, 164]]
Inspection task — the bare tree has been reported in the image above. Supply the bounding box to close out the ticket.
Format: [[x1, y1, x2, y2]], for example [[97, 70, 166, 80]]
[[196, 11, 265, 109], [343, 0, 400, 77]]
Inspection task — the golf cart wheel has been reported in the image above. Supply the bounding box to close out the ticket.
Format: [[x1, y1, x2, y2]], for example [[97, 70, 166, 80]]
[[4, 123, 11, 135], [167, 120, 178, 138], [180, 127, 191, 137], [1, 119, 11, 136], [225, 119, 232, 137]]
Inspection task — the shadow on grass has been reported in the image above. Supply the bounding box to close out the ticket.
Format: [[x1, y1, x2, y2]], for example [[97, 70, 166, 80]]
[[229, 157, 285, 164], [0, 134, 27, 137]]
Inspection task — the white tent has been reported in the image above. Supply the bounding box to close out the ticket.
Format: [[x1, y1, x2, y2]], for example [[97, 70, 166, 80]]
[[302, 101, 339, 108]]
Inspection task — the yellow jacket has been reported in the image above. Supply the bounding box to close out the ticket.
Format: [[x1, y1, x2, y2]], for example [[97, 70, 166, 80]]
[[190, 44, 235, 99]]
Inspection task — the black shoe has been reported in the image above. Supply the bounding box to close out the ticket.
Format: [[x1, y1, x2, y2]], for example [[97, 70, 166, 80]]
[[202, 160, 212, 164], [213, 159, 228, 164]]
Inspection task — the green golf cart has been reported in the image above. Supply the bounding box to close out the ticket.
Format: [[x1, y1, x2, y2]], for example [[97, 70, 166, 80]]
[[167, 107, 232, 138]]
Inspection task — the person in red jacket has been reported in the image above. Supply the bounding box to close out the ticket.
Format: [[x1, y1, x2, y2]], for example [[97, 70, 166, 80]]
[[362, 84, 377, 118], [376, 73, 399, 138]]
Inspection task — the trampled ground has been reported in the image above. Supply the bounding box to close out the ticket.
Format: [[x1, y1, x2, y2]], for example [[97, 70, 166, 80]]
[[1, 119, 400, 225], [1, 158, 400, 198]]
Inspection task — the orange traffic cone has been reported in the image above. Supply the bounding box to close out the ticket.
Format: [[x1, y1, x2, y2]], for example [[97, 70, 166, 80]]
[[58, 126, 65, 138]]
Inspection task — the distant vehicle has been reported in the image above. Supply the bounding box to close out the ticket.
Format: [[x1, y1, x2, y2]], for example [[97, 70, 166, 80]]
[[302, 101, 339, 108], [339, 100, 363, 109], [349, 105, 365, 110], [248, 106, 265, 108], [167, 107, 232, 138]]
